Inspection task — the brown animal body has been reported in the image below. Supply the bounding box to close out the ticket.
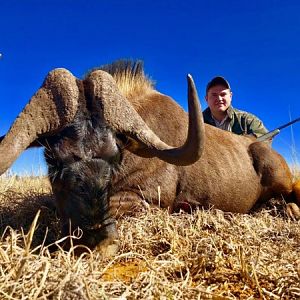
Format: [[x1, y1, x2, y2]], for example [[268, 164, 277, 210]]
[[109, 75, 297, 216], [0, 60, 299, 257]]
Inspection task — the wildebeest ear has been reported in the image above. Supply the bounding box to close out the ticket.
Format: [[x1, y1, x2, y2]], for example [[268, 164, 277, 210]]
[[119, 136, 146, 154], [115, 133, 148, 153]]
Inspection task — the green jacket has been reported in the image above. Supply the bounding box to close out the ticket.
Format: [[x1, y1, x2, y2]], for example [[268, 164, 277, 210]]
[[203, 106, 268, 137]]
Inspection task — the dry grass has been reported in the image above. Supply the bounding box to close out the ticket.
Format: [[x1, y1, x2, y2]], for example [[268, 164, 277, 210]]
[[0, 176, 299, 299]]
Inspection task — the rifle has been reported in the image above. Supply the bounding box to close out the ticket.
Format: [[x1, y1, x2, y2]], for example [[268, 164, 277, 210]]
[[257, 117, 300, 142]]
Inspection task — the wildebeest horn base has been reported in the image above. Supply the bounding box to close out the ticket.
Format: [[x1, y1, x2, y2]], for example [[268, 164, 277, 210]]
[[0, 68, 79, 174]]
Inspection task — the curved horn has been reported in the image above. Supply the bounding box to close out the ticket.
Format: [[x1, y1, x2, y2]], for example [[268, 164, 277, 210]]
[[85, 71, 205, 166], [154, 74, 205, 165], [0, 68, 79, 174]]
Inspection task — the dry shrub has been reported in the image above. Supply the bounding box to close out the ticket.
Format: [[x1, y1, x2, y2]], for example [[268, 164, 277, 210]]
[[0, 176, 299, 299]]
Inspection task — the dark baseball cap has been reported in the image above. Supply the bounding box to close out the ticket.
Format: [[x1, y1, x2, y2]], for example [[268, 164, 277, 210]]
[[206, 76, 231, 94]]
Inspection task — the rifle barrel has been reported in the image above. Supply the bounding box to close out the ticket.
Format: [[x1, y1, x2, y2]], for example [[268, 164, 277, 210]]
[[257, 116, 300, 142], [277, 117, 300, 131]]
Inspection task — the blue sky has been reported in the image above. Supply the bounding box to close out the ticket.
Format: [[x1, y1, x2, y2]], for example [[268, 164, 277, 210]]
[[1, 0, 300, 175]]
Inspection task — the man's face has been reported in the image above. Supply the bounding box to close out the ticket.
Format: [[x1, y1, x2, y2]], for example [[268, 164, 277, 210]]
[[205, 85, 232, 118]]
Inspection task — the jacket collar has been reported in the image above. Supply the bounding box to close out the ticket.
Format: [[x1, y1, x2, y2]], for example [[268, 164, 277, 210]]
[[226, 106, 235, 119]]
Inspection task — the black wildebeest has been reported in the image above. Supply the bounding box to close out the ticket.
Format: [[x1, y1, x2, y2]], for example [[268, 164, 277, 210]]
[[0, 60, 299, 256]]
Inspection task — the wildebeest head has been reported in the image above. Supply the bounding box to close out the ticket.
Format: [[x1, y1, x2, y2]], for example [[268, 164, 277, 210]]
[[44, 115, 121, 250]]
